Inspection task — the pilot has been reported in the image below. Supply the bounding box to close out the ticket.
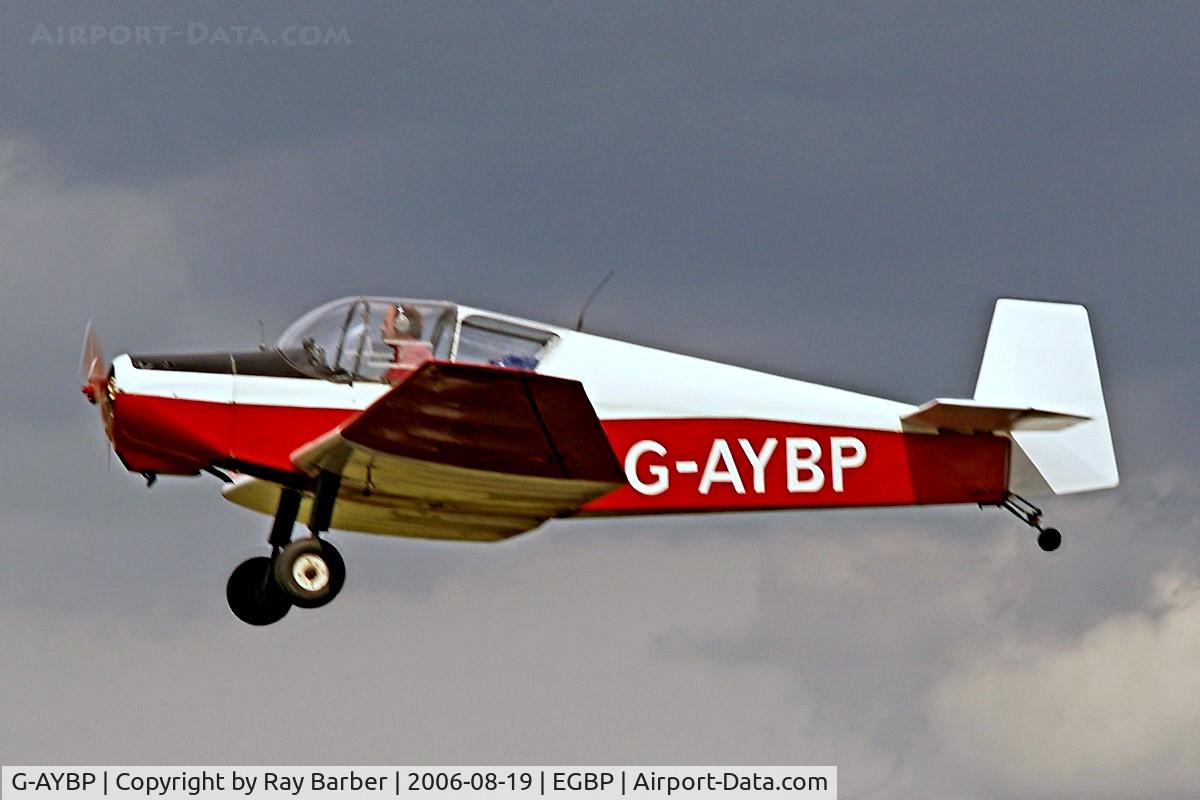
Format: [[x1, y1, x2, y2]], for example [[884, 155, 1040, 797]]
[[380, 303, 433, 382]]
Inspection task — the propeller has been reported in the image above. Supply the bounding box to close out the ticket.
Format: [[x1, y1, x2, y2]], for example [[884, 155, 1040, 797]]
[[79, 320, 114, 443]]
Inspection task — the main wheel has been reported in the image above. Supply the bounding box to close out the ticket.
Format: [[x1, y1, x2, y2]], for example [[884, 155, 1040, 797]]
[[274, 538, 345, 608], [319, 537, 347, 600], [1037, 527, 1062, 552], [227, 556, 291, 625]]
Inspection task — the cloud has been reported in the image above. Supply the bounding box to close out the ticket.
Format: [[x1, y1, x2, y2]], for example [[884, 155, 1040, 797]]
[[932, 567, 1200, 797], [0, 530, 904, 788], [2, 466, 1198, 799], [0, 137, 199, 377]]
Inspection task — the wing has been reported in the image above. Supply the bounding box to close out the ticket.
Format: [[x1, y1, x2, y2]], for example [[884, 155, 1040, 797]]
[[224, 361, 625, 541]]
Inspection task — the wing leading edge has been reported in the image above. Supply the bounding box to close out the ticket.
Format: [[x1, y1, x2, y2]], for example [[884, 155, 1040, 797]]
[[224, 361, 625, 541]]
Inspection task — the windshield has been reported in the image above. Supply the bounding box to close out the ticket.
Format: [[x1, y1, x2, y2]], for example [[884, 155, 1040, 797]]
[[278, 296, 456, 381]]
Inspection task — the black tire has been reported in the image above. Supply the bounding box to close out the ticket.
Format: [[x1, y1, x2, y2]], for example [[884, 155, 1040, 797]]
[[319, 537, 347, 601], [274, 538, 343, 608], [1037, 527, 1062, 552], [226, 557, 291, 626]]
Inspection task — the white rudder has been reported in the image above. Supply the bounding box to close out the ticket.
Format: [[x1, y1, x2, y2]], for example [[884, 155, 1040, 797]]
[[973, 299, 1119, 496]]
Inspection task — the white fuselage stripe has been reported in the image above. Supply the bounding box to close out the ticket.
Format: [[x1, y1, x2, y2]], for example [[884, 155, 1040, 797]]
[[112, 355, 388, 410], [113, 327, 918, 432]]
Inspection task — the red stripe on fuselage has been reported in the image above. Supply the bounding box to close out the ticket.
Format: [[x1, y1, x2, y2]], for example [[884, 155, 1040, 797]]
[[584, 418, 1009, 512], [113, 395, 1008, 512], [112, 393, 355, 474]]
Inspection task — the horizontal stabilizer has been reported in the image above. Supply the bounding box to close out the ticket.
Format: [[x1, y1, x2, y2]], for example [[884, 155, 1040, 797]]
[[903, 398, 1090, 433]]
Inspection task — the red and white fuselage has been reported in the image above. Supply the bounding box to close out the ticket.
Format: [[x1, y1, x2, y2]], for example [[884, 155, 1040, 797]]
[[102, 296, 1116, 538]]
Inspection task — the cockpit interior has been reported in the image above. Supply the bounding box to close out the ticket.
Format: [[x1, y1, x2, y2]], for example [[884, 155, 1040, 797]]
[[276, 296, 558, 382]]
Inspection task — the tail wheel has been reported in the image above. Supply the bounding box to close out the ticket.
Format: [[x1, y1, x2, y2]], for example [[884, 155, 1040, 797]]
[[998, 494, 1064, 554], [227, 557, 291, 626], [274, 538, 345, 608], [1037, 527, 1062, 552]]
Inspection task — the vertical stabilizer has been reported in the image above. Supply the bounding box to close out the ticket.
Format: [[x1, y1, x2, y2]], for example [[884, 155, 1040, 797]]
[[974, 299, 1119, 496]]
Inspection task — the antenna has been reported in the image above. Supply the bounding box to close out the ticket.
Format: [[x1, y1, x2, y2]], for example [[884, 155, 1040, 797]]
[[257, 320, 268, 351], [575, 270, 615, 332]]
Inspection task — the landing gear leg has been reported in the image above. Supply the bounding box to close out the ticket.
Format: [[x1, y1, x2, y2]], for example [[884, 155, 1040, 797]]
[[308, 470, 341, 537], [226, 477, 348, 624], [268, 486, 302, 550], [272, 472, 346, 609], [995, 493, 1062, 552]]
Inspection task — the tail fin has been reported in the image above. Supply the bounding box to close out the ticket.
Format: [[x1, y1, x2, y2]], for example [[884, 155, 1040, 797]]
[[973, 299, 1119, 496]]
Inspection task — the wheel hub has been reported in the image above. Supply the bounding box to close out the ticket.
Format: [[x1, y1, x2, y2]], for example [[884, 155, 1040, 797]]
[[291, 553, 330, 592]]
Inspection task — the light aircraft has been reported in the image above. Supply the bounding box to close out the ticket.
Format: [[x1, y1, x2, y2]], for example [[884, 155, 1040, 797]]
[[80, 296, 1118, 625]]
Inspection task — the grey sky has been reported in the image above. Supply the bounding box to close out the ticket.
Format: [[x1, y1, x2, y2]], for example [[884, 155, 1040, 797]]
[[1, 3, 1197, 798]]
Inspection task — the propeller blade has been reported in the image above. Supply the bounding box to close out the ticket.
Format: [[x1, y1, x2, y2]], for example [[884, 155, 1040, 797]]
[[79, 320, 114, 443], [80, 319, 106, 382]]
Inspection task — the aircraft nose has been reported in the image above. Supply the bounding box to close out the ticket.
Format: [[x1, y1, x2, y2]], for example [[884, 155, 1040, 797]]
[[95, 357, 121, 442], [102, 353, 228, 477]]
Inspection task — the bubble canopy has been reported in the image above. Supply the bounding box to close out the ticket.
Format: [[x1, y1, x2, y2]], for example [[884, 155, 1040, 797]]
[[277, 296, 561, 382], [277, 296, 457, 381]]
